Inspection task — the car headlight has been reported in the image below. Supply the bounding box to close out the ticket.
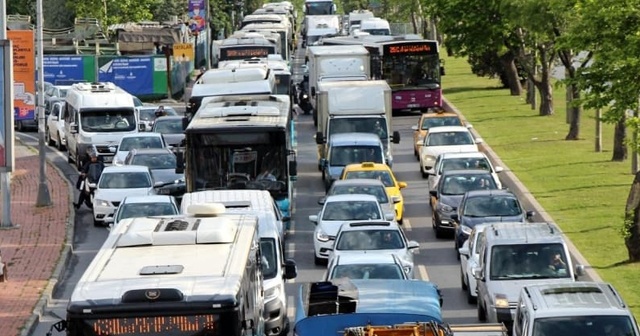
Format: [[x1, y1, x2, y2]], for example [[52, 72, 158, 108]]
[[460, 225, 473, 235], [264, 285, 281, 301], [316, 229, 330, 242], [437, 202, 454, 212], [94, 199, 110, 207], [494, 294, 509, 308], [426, 155, 436, 161], [302, 94, 308, 99]]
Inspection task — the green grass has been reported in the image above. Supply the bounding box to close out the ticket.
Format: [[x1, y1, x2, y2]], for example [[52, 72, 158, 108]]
[[442, 55, 640, 316]]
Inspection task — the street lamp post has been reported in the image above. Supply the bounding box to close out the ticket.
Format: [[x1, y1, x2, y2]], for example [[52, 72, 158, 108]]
[[35, 0, 52, 207]]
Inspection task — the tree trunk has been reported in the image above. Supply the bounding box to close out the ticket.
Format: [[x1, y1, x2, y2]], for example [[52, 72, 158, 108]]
[[534, 79, 554, 116], [612, 117, 628, 161], [624, 171, 640, 261], [499, 52, 522, 96], [565, 84, 581, 140]]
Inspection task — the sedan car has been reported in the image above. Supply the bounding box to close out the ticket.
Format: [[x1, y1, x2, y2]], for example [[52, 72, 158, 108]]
[[457, 223, 490, 304], [151, 116, 185, 147], [112, 195, 179, 226], [310, 194, 394, 265], [323, 179, 397, 222], [138, 106, 178, 132], [427, 152, 503, 191], [112, 132, 167, 166], [330, 221, 419, 278], [429, 169, 499, 238], [92, 165, 159, 226], [339, 162, 407, 224], [123, 148, 185, 201], [411, 110, 464, 157], [45, 99, 67, 150], [452, 189, 534, 251], [324, 253, 409, 280], [419, 126, 482, 178]]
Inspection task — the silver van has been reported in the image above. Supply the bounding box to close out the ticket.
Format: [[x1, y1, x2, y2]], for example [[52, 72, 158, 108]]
[[474, 222, 584, 329]]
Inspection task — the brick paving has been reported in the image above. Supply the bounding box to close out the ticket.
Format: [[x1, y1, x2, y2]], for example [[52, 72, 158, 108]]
[[0, 143, 71, 336]]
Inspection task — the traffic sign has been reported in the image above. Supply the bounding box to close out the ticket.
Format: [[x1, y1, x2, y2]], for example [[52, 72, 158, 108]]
[[173, 43, 194, 62]]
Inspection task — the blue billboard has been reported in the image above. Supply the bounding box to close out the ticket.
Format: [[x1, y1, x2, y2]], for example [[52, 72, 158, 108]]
[[99, 56, 154, 95], [43, 56, 86, 85]]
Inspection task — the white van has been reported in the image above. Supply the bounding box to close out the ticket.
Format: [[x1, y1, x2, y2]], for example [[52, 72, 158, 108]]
[[180, 189, 296, 336], [359, 17, 391, 35], [64, 82, 139, 169]]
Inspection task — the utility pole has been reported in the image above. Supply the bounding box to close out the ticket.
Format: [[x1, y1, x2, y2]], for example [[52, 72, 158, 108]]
[[205, 0, 211, 69], [0, 0, 14, 227], [36, 0, 52, 207]]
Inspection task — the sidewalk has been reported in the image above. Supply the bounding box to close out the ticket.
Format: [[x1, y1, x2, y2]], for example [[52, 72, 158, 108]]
[[0, 142, 73, 336]]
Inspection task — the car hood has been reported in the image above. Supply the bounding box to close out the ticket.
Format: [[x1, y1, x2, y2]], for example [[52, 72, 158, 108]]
[[422, 144, 479, 157], [439, 194, 464, 208], [161, 133, 185, 146], [489, 278, 574, 303], [461, 215, 524, 228], [319, 220, 355, 236], [94, 188, 153, 202], [152, 169, 184, 184], [114, 151, 129, 163]]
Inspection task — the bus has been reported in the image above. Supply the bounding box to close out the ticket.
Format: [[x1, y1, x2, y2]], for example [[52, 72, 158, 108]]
[[320, 35, 444, 113], [217, 36, 278, 65], [49, 204, 264, 336], [178, 94, 297, 220]]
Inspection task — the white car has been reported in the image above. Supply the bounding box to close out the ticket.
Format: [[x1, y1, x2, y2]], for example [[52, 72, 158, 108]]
[[457, 223, 490, 304], [324, 253, 409, 280], [45, 100, 67, 150], [92, 165, 159, 226], [329, 220, 419, 278], [310, 194, 394, 265], [419, 126, 482, 178], [427, 152, 503, 191], [112, 195, 179, 226], [112, 132, 167, 166], [323, 179, 397, 221]]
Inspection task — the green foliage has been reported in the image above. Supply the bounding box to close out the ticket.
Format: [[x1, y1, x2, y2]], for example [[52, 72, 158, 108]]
[[150, 0, 188, 22], [7, 0, 33, 17], [70, 0, 155, 26]]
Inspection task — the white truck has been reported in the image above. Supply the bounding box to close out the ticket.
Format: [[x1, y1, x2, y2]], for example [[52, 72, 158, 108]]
[[303, 15, 341, 47], [347, 9, 374, 34], [314, 80, 400, 169]]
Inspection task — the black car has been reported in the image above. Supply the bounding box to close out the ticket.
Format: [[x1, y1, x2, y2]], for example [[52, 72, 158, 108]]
[[123, 148, 186, 202], [429, 169, 499, 238], [452, 189, 534, 251]]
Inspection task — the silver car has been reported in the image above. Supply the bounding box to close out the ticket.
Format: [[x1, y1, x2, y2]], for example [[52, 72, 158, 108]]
[[322, 179, 397, 221]]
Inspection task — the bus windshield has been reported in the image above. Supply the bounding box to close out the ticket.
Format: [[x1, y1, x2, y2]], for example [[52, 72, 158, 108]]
[[382, 54, 441, 89], [80, 108, 136, 132], [78, 314, 221, 335], [306, 1, 334, 15]]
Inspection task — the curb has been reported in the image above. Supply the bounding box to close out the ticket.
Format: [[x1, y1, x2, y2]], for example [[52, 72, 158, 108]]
[[19, 140, 76, 336], [443, 98, 603, 282]]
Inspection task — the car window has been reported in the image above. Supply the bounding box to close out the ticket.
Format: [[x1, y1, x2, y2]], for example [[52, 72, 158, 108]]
[[441, 157, 491, 173], [120, 136, 164, 151], [153, 119, 184, 134], [489, 243, 570, 280], [463, 196, 522, 217], [329, 146, 383, 166], [474, 232, 485, 255], [99, 172, 152, 189], [330, 185, 389, 204], [322, 201, 381, 220], [426, 131, 473, 146], [330, 263, 404, 280], [440, 174, 497, 195], [421, 116, 462, 130], [260, 238, 278, 280], [344, 170, 394, 187], [336, 229, 404, 250], [131, 153, 177, 170], [116, 202, 177, 223]]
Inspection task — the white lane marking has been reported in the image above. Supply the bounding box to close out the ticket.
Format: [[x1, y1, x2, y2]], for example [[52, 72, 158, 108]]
[[287, 295, 295, 321], [418, 265, 430, 281], [18, 132, 69, 162], [403, 218, 412, 230]]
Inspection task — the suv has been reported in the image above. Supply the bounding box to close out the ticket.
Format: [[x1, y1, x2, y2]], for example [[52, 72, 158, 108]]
[[474, 222, 585, 329], [513, 282, 640, 336], [328, 221, 419, 278]]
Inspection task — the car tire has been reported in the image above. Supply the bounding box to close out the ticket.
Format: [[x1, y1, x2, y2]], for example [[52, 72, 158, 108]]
[[455, 239, 461, 260], [93, 219, 103, 227], [321, 169, 325, 181], [435, 226, 444, 239], [398, 217, 403, 225], [314, 255, 324, 266], [16, 121, 23, 132], [46, 128, 55, 146], [460, 267, 468, 291], [477, 300, 487, 322], [466, 278, 477, 304], [421, 170, 429, 178], [57, 133, 66, 151]]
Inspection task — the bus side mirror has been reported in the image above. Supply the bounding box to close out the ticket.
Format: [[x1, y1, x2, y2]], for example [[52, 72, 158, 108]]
[[440, 60, 446, 76], [311, 87, 316, 98], [283, 259, 297, 280], [315, 132, 324, 144], [392, 131, 401, 144], [70, 123, 78, 134], [182, 117, 189, 131], [175, 151, 185, 174], [289, 160, 297, 177]]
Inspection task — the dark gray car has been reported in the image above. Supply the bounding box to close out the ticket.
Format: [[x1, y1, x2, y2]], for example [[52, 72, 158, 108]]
[[151, 115, 185, 147], [429, 169, 499, 238]]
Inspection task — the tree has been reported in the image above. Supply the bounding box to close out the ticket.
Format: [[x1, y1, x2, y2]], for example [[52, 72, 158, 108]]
[[7, 0, 32, 17], [623, 170, 640, 261], [69, 0, 155, 27], [150, 0, 188, 23]]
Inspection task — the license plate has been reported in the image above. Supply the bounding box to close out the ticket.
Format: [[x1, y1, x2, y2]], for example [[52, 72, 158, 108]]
[[103, 156, 114, 163], [407, 104, 420, 108]]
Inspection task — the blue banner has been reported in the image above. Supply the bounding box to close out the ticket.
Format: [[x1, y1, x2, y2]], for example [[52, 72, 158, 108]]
[[43, 56, 85, 85], [99, 57, 154, 95]]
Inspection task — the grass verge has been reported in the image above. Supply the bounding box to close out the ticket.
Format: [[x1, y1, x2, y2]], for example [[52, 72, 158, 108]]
[[442, 55, 640, 317]]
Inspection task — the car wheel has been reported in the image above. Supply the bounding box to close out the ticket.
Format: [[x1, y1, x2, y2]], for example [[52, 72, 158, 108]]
[[466, 278, 477, 304], [321, 169, 325, 181], [93, 219, 103, 227], [414, 148, 418, 158], [455, 239, 461, 260], [477, 300, 487, 321], [58, 133, 66, 151], [314, 255, 324, 266], [46, 128, 54, 146], [398, 217, 403, 225], [460, 266, 468, 290], [435, 226, 444, 239], [421, 169, 429, 178]]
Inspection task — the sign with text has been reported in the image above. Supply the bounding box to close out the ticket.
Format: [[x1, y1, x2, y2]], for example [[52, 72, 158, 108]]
[[7, 30, 35, 122], [0, 41, 15, 172], [188, 0, 206, 32], [220, 46, 274, 61], [173, 43, 194, 62], [43, 56, 86, 84], [382, 41, 438, 56], [99, 56, 154, 95]]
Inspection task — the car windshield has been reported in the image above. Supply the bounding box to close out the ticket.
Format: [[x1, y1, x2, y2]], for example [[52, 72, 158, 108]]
[[421, 116, 462, 130], [80, 109, 136, 132], [426, 131, 473, 146], [59, 89, 68, 98], [99, 172, 152, 189], [336, 229, 404, 250], [344, 170, 394, 187], [116, 203, 177, 223], [130, 153, 177, 170], [153, 118, 184, 134], [490, 243, 571, 280], [532, 316, 637, 336], [260, 238, 278, 280], [440, 157, 491, 173], [140, 108, 178, 121], [330, 263, 405, 280], [463, 196, 522, 217], [322, 201, 381, 221], [329, 146, 383, 166], [330, 185, 389, 204], [119, 136, 164, 151], [440, 174, 497, 195]]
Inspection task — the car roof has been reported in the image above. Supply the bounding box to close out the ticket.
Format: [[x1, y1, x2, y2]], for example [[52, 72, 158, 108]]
[[329, 132, 382, 145], [120, 132, 163, 140], [421, 111, 459, 118], [427, 126, 472, 133], [338, 220, 400, 232], [343, 162, 390, 171], [129, 148, 174, 155], [439, 151, 486, 159], [121, 195, 175, 204], [102, 165, 151, 173], [324, 194, 379, 202], [334, 253, 400, 265], [464, 189, 516, 198], [441, 169, 492, 176], [332, 179, 386, 187]]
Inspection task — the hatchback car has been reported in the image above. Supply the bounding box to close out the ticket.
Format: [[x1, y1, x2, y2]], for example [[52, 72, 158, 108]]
[[112, 132, 167, 166], [411, 110, 464, 157], [123, 148, 182, 185], [323, 179, 397, 222], [138, 106, 178, 132], [151, 115, 186, 147], [92, 165, 159, 226], [339, 162, 407, 224], [112, 195, 179, 226], [310, 194, 394, 265], [427, 152, 503, 191], [330, 221, 419, 278], [419, 126, 482, 177], [324, 253, 409, 280], [429, 169, 499, 238], [452, 189, 534, 251]]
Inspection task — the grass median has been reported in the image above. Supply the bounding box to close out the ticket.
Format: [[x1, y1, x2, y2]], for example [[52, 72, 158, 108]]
[[442, 55, 640, 316]]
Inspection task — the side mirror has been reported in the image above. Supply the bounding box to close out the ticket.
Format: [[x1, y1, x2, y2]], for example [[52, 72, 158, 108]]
[[70, 123, 78, 134], [315, 131, 324, 144], [426, 168, 435, 175], [473, 268, 484, 281], [526, 210, 535, 219], [411, 125, 418, 131], [475, 138, 484, 144], [429, 190, 437, 198], [138, 123, 146, 132], [391, 196, 401, 204], [494, 166, 504, 173], [392, 131, 401, 144], [283, 259, 298, 280], [440, 65, 445, 76], [309, 215, 318, 224], [574, 264, 585, 278], [384, 213, 395, 221], [407, 241, 419, 250], [450, 213, 459, 221], [282, 216, 291, 222], [466, 124, 473, 129], [458, 245, 470, 257], [398, 181, 407, 189], [289, 160, 297, 177], [175, 151, 185, 174], [318, 197, 326, 205]]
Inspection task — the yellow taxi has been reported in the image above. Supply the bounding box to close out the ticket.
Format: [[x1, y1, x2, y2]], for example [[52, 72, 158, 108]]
[[339, 162, 407, 224], [411, 110, 464, 158]]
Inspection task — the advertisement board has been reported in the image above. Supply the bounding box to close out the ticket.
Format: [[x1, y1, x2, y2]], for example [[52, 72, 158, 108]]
[[0, 40, 15, 172], [43, 56, 87, 84], [188, 0, 206, 33], [98, 56, 154, 95], [7, 30, 35, 122]]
